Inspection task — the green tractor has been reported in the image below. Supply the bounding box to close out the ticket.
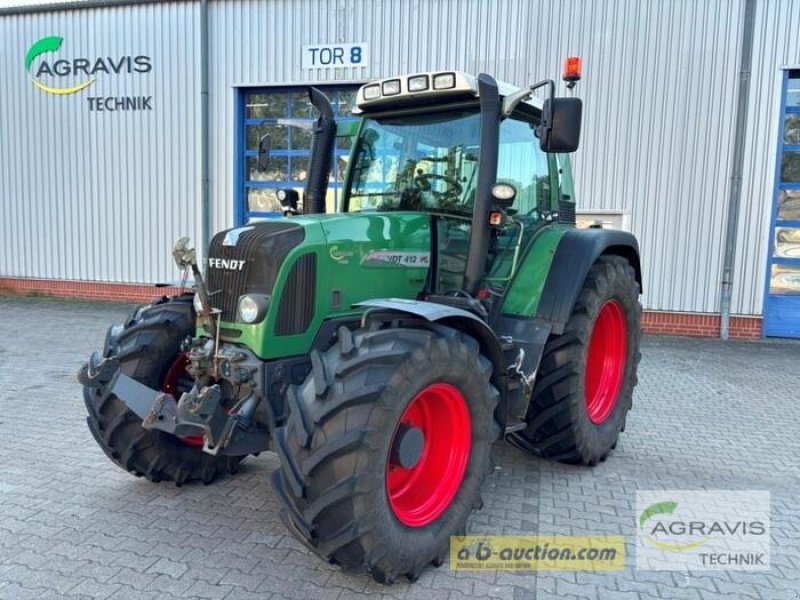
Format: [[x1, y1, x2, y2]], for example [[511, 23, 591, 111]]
[[80, 65, 642, 583]]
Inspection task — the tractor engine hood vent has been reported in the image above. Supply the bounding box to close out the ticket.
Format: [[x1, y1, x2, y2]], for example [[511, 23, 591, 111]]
[[206, 222, 304, 322]]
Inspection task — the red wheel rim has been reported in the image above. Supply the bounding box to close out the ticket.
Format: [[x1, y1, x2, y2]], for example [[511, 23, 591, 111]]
[[386, 383, 471, 527], [585, 300, 627, 424], [162, 354, 204, 447]]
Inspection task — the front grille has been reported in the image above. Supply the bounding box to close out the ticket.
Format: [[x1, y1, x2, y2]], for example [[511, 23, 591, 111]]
[[206, 223, 304, 322], [275, 253, 317, 336]]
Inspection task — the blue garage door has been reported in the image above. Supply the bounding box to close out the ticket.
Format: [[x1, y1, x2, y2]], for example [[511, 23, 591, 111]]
[[764, 68, 800, 337], [235, 85, 360, 225]]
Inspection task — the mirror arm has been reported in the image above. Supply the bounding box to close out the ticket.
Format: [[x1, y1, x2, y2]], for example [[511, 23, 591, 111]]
[[530, 79, 555, 136]]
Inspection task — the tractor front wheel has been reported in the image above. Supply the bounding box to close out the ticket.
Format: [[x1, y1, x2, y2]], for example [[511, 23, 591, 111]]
[[272, 325, 500, 583], [82, 295, 242, 485], [508, 255, 641, 465]]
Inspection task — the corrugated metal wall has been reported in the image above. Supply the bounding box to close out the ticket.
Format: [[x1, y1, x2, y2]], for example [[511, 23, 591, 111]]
[[737, 0, 800, 314], [0, 2, 200, 284], [3, 0, 799, 315]]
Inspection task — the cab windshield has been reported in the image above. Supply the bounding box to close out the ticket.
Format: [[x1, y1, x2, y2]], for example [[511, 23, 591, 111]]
[[345, 109, 481, 216]]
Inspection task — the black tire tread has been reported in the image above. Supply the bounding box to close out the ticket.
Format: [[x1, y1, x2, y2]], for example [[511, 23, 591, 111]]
[[82, 295, 242, 486], [509, 255, 641, 465], [273, 325, 500, 583]]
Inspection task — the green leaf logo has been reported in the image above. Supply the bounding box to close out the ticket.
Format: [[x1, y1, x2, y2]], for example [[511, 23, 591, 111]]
[[25, 35, 95, 95], [639, 501, 677, 529]]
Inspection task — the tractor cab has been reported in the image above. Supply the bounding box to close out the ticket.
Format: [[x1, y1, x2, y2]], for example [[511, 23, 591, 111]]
[[335, 70, 581, 300]]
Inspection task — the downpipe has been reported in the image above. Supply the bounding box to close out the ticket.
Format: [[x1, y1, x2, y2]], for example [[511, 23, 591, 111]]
[[200, 0, 211, 261], [719, 0, 756, 340]]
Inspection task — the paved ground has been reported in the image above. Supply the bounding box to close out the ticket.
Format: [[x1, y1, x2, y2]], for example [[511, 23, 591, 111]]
[[0, 295, 799, 600]]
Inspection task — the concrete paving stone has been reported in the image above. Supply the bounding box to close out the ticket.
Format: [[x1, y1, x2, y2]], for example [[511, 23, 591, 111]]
[[511, 586, 536, 600], [760, 590, 800, 600], [144, 573, 195, 596], [4, 565, 84, 595], [1, 297, 799, 600], [109, 551, 160, 572], [471, 580, 529, 599], [218, 568, 267, 591], [178, 565, 230, 585], [655, 583, 703, 599], [66, 580, 123, 599], [216, 592, 278, 600], [107, 586, 172, 600], [112, 567, 159, 590], [596, 589, 638, 600], [558, 578, 599, 599], [668, 574, 719, 594], [713, 579, 763, 599], [146, 557, 189, 579], [267, 579, 339, 599], [429, 572, 473, 594], [242, 531, 285, 547], [0, 583, 73, 600], [725, 571, 778, 589], [535, 591, 586, 600], [182, 580, 236, 599]]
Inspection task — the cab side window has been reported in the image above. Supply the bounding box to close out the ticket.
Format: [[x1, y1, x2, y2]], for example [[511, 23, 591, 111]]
[[497, 112, 552, 216]]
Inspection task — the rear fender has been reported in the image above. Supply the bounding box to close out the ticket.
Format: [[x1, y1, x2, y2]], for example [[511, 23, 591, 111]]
[[534, 229, 642, 335]]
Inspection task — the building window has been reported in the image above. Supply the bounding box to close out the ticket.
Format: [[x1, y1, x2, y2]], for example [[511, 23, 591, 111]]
[[237, 86, 360, 224]]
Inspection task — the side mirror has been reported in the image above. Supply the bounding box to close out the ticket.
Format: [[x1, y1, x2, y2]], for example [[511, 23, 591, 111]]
[[257, 134, 271, 171], [539, 97, 582, 153]]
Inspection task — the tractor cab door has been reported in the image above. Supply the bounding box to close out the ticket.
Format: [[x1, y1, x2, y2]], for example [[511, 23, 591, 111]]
[[343, 106, 556, 296], [434, 109, 557, 295]]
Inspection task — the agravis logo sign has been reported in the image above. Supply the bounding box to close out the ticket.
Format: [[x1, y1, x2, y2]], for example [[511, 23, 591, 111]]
[[636, 490, 770, 571], [25, 35, 153, 111], [26, 36, 93, 95], [638, 501, 711, 551]]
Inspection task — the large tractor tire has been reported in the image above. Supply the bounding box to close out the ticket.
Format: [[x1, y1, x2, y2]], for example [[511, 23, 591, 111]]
[[82, 295, 242, 485], [509, 255, 641, 465], [272, 325, 500, 583]]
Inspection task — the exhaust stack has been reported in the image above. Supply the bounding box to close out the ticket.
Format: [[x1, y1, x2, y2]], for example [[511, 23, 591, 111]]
[[303, 87, 336, 214]]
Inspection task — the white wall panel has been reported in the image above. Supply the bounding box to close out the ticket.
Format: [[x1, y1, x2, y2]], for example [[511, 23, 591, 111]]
[[2, 0, 798, 315], [0, 2, 200, 284]]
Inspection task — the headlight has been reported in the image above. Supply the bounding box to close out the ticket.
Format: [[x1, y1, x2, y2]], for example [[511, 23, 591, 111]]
[[491, 183, 517, 203], [238, 294, 270, 324], [362, 84, 380, 100], [382, 79, 401, 96], [433, 72, 456, 90], [407, 75, 429, 92], [193, 293, 204, 314]]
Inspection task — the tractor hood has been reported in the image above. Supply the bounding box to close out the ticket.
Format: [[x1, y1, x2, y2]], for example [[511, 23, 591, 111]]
[[206, 212, 432, 360]]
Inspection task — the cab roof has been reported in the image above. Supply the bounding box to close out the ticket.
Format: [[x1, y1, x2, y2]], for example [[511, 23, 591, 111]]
[[354, 70, 543, 114]]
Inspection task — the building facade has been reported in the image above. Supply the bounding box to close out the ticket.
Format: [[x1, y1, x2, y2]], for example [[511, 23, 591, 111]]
[[1, 0, 799, 337]]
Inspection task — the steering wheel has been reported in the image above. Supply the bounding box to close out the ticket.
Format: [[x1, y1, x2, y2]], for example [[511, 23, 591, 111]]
[[414, 172, 464, 196]]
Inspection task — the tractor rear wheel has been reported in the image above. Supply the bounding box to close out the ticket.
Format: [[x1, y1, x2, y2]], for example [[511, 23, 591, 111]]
[[508, 255, 641, 465], [272, 325, 500, 583], [82, 295, 242, 485]]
